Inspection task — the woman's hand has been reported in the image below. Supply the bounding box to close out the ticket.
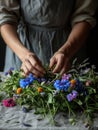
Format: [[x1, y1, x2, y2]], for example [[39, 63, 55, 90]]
[[49, 22, 92, 76], [21, 52, 45, 77], [49, 51, 71, 75]]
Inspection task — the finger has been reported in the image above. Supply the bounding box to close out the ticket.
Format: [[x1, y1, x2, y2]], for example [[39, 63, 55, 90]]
[[23, 59, 33, 71], [52, 58, 63, 73], [29, 55, 45, 74], [60, 62, 71, 76], [60, 67, 67, 76], [21, 64, 30, 76], [49, 57, 56, 69], [24, 59, 45, 77], [31, 67, 44, 77]]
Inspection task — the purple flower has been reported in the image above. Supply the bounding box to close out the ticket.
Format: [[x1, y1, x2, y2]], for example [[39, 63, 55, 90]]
[[72, 90, 78, 98], [66, 90, 78, 102], [67, 93, 73, 102], [62, 74, 71, 80], [5, 67, 14, 76], [37, 77, 47, 83]]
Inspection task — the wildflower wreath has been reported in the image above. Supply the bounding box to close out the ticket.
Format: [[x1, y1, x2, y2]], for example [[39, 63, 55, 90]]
[[0, 59, 98, 127]]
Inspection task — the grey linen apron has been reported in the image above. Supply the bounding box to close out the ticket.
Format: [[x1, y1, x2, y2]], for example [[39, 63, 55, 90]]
[[4, 0, 87, 72]]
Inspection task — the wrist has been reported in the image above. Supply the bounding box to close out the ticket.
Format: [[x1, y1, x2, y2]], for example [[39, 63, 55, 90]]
[[18, 48, 32, 62], [58, 41, 75, 59]]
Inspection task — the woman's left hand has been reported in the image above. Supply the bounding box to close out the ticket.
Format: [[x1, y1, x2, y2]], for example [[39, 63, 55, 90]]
[[49, 51, 71, 75]]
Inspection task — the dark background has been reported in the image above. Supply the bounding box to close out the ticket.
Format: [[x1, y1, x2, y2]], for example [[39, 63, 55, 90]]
[[87, 10, 98, 72], [0, 36, 6, 71], [0, 11, 98, 72]]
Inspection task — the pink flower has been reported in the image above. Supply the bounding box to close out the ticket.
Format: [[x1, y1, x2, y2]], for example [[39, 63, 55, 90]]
[[85, 80, 92, 87], [2, 98, 16, 107]]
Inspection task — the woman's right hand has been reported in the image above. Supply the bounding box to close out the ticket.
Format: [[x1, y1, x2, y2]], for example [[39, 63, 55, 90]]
[[21, 52, 45, 77]]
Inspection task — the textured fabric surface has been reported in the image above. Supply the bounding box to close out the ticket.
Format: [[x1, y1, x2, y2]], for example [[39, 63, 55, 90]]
[[0, 104, 98, 130], [0, 105, 89, 130]]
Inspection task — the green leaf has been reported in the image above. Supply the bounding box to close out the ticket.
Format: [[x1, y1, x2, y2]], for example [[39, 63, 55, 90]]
[[34, 108, 45, 114], [12, 85, 17, 91], [76, 100, 83, 106], [48, 93, 53, 104]]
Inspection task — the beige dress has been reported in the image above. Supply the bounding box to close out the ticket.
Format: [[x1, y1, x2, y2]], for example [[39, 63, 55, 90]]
[[0, 0, 97, 71]]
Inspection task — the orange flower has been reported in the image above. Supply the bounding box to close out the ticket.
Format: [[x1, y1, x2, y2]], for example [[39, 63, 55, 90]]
[[37, 87, 43, 93], [16, 87, 22, 94], [70, 79, 76, 87]]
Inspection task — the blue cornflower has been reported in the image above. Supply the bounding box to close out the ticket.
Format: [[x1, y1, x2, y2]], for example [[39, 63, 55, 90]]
[[63, 82, 71, 91], [19, 79, 27, 88], [54, 80, 61, 90], [19, 73, 35, 88], [53, 79, 70, 91]]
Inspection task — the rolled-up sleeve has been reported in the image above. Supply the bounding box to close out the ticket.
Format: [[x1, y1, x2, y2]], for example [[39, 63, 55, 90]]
[[71, 0, 98, 28], [0, 0, 20, 26]]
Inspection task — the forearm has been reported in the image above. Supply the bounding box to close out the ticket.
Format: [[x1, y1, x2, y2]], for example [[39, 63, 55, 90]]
[[0, 24, 30, 61], [58, 22, 91, 58]]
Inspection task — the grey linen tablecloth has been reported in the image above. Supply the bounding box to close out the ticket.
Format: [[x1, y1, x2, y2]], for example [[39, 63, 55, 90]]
[[1, 96, 98, 130], [0, 105, 93, 130]]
